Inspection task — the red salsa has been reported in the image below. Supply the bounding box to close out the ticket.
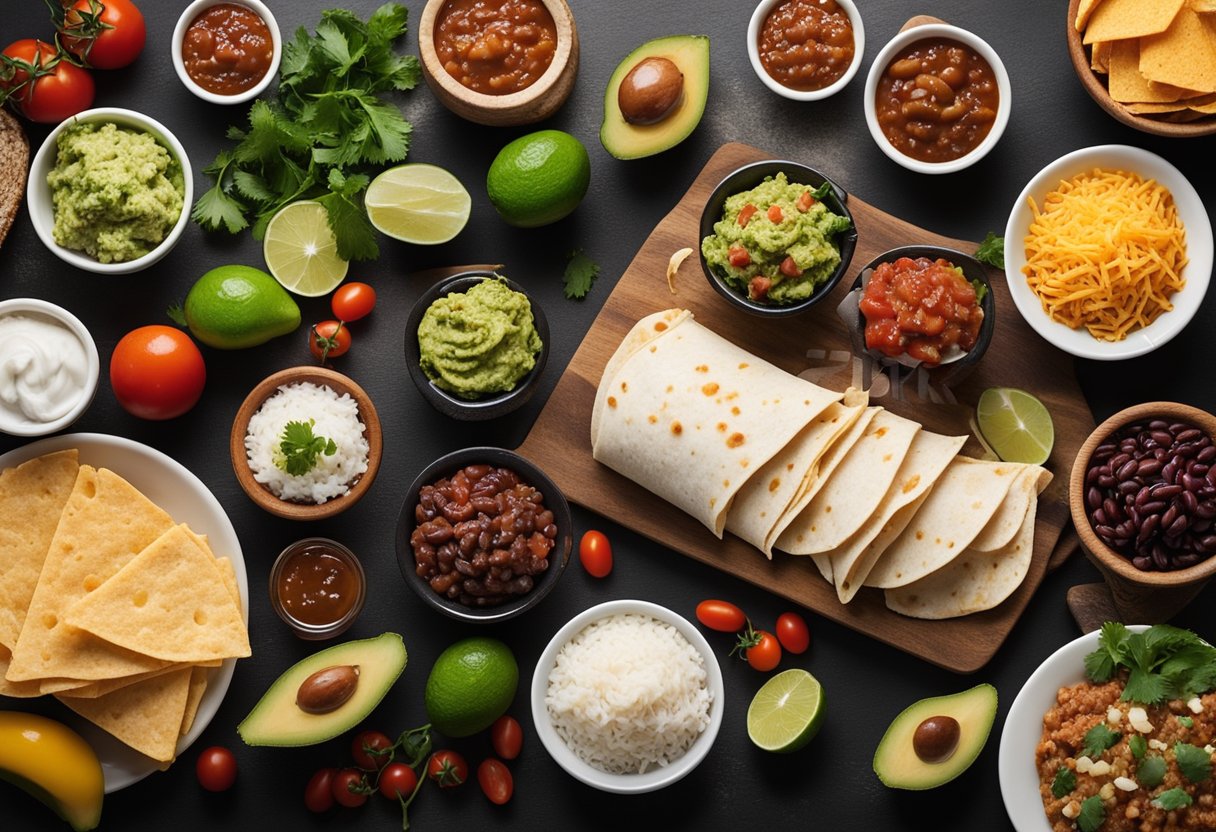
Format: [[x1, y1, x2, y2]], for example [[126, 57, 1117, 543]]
[[858, 257, 983, 366], [274, 539, 364, 634], [758, 0, 855, 92], [434, 0, 558, 95], [182, 3, 274, 96]]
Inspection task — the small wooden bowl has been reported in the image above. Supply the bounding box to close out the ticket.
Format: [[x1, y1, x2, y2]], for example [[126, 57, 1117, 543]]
[[230, 367, 383, 521], [1065, 0, 1216, 138], [1069, 402, 1216, 622], [418, 0, 579, 126]]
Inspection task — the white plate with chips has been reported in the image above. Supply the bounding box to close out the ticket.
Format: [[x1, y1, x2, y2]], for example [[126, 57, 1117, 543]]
[[1003, 144, 1213, 361], [0, 433, 247, 793]]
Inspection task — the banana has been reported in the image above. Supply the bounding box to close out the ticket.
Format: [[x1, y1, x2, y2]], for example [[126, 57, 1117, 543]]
[[0, 711, 103, 831]]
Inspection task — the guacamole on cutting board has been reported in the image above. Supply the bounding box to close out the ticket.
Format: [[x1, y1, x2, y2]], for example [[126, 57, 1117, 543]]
[[418, 277, 543, 399], [701, 172, 852, 304], [48, 122, 185, 264]]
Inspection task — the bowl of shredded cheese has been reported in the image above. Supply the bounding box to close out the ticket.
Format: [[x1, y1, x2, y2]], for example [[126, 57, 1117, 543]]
[[1003, 144, 1212, 361]]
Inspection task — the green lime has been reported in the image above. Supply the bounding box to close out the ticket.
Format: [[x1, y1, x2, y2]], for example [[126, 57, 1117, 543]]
[[424, 637, 518, 738], [486, 130, 591, 228], [182, 264, 301, 350], [263, 200, 349, 297], [747, 668, 825, 753], [365, 163, 471, 245], [976, 388, 1054, 465]]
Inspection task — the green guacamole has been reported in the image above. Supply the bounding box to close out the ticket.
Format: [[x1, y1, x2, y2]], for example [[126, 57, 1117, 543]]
[[47, 122, 185, 264], [701, 172, 852, 304], [418, 277, 543, 399]]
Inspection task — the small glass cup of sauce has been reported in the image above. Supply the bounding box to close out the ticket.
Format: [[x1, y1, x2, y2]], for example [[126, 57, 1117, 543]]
[[270, 538, 366, 640]]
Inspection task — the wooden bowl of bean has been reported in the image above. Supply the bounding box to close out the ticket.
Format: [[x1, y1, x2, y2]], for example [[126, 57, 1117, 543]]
[[1069, 401, 1216, 622]]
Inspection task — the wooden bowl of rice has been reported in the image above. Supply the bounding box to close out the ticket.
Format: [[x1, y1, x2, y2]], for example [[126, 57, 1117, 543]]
[[230, 366, 383, 521]]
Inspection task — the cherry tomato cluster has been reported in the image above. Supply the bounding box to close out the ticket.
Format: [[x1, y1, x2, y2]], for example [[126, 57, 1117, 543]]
[[695, 600, 810, 672], [310, 282, 377, 363], [1, 1, 145, 123]]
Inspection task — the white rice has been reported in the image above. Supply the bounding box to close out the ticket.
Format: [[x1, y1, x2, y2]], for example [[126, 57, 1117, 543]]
[[245, 382, 369, 504], [545, 613, 713, 775]]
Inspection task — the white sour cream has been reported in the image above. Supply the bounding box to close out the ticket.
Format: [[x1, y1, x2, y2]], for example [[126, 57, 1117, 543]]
[[0, 313, 89, 424]]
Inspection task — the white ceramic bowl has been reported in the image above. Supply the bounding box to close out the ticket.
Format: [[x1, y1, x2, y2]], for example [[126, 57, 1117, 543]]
[[530, 599, 724, 794], [171, 0, 281, 105], [0, 298, 99, 436], [746, 0, 865, 102], [863, 23, 1011, 174], [25, 108, 193, 275], [1003, 145, 1213, 361], [999, 625, 1150, 831]]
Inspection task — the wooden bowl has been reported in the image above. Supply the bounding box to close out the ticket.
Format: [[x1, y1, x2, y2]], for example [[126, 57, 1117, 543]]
[[230, 367, 383, 521], [1065, 0, 1216, 138], [1069, 401, 1216, 622], [418, 0, 579, 126]]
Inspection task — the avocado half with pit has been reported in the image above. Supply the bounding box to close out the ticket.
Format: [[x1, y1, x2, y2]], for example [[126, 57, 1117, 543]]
[[601, 35, 710, 160], [238, 632, 407, 747], [872, 683, 997, 790]]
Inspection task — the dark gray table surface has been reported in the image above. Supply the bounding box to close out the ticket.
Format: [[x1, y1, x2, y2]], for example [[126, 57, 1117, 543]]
[[3, 1, 1215, 830]]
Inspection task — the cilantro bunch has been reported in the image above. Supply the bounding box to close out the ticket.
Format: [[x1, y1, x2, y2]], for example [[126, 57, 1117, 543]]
[[1084, 622, 1216, 705], [193, 3, 420, 261]]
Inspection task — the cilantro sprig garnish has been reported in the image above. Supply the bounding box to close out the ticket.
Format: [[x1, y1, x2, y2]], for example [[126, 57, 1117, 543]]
[[1138, 755, 1166, 788], [1081, 723, 1121, 758], [1083, 622, 1216, 705], [1077, 795, 1105, 832], [974, 232, 1004, 269], [563, 249, 600, 300], [1050, 766, 1076, 798], [193, 3, 420, 261], [277, 420, 338, 476], [1174, 742, 1212, 783]]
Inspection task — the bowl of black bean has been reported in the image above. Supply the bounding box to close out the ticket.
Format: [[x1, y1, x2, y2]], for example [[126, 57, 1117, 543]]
[[395, 446, 573, 623], [1070, 401, 1216, 622]]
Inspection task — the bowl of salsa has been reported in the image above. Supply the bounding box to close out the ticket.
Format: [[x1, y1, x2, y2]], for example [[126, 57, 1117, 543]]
[[172, 0, 281, 105]]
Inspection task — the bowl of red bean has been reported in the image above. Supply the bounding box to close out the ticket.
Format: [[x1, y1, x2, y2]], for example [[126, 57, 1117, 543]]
[[1069, 401, 1216, 622], [396, 446, 573, 623], [746, 0, 865, 102]]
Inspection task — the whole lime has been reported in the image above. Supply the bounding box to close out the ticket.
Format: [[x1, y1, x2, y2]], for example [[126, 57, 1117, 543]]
[[182, 264, 301, 350], [424, 637, 518, 738], [486, 130, 591, 228]]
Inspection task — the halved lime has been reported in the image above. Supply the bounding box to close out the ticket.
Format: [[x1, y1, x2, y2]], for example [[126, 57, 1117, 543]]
[[975, 388, 1054, 465], [263, 200, 349, 297], [365, 163, 471, 245], [747, 668, 825, 753]]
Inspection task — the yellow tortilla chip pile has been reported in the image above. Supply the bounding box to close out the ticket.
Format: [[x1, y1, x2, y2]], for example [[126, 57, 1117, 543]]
[[1078, 0, 1216, 122], [0, 451, 250, 763]]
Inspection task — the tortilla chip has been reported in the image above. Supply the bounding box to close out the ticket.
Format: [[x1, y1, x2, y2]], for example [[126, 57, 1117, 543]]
[[1189, 97, 1216, 112], [1090, 40, 1112, 74], [57, 667, 192, 762], [1076, 0, 1106, 30], [1193, 0, 1216, 12], [0, 645, 43, 698], [1139, 5, 1216, 92], [64, 525, 250, 664], [1108, 39, 1200, 102], [179, 666, 210, 736], [1083, 0, 1184, 44], [0, 450, 79, 649], [7, 466, 175, 683], [53, 660, 220, 699]]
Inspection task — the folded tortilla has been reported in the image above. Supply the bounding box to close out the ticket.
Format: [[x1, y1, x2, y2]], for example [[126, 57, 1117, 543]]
[[969, 466, 1048, 552]]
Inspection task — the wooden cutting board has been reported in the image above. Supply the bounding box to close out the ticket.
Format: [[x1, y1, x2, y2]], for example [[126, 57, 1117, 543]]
[[518, 142, 1095, 673]]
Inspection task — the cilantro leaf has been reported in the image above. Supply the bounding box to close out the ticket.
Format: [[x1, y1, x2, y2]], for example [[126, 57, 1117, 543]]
[[1077, 795, 1105, 832], [317, 170, 378, 262], [1085, 622, 1129, 683], [1174, 742, 1212, 783], [563, 249, 600, 300], [1152, 787, 1194, 811], [1129, 735, 1147, 760], [1084, 624, 1216, 707], [1050, 766, 1076, 798], [1179, 715, 1195, 729], [1082, 723, 1122, 758], [277, 420, 338, 477], [974, 232, 1004, 269], [192, 181, 249, 234], [1138, 754, 1167, 788]]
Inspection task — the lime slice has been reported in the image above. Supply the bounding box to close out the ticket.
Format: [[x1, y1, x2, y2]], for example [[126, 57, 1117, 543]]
[[747, 668, 825, 753], [263, 200, 349, 297], [365, 164, 471, 245], [975, 388, 1055, 465]]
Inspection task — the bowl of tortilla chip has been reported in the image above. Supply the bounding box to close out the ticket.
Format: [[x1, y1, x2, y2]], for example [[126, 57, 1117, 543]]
[[1067, 0, 1216, 137]]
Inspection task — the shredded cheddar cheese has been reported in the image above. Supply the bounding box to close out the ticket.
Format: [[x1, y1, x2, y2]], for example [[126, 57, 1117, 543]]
[[1022, 168, 1187, 341]]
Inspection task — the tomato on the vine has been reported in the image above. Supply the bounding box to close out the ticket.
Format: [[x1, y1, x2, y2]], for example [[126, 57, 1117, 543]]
[[490, 715, 522, 761], [195, 746, 237, 792], [110, 325, 206, 420], [309, 320, 351, 361], [744, 630, 782, 672], [304, 768, 337, 813], [426, 750, 467, 788], [331, 282, 376, 322], [378, 762, 418, 801], [775, 612, 810, 654], [477, 758, 514, 805], [696, 600, 746, 633], [579, 530, 613, 578], [351, 729, 393, 771], [331, 768, 369, 808], [60, 0, 147, 69], [0, 39, 95, 123]]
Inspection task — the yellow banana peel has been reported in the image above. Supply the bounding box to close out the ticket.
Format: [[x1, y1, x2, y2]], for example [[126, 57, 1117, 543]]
[[0, 711, 103, 831]]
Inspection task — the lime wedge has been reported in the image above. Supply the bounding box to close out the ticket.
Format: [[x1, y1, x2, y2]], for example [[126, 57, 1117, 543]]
[[263, 200, 349, 297], [975, 388, 1054, 465], [747, 668, 825, 753], [365, 163, 471, 245]]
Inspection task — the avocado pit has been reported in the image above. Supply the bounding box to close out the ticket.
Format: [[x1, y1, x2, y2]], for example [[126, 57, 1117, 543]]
[[618, 57, 684, 125], [296, 664, 360, 714], [912, 715, 960, 763]]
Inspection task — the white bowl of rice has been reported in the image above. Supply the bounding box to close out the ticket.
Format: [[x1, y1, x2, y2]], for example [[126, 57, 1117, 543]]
[[530, 599, 724, 793]]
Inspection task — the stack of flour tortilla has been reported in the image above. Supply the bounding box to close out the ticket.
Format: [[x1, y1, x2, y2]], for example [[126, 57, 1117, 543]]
[[591, 309, 1052, 620]]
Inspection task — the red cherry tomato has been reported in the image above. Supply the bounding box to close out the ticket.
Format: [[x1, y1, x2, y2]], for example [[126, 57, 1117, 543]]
[[351, 729, 393, 771], [309, 320, 351, 361], [60, 0, 147, 69], [110, 325, 206, 420], [578, 530, 613, 578], [331, 768, 369, 808], [426, 750, 467, 788], [0, 40, 95, 123], [775, 612, 810, 654], [746, 631, 782, 672], [490, 715, 523, 761], [195, 746, 237, 792], [331, 282, 377, 322], [378, 762, 418, 801], [477, 758, 513, 805], [695, 600, 746, 633], [305, 768, 337, 812]]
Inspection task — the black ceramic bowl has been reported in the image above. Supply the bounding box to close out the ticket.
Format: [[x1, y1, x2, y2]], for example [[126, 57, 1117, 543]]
[[395, 446, 573, 623], [842, 245, 996, 382], [404, 271, 550, 421], [698, 160, 858, 318]]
